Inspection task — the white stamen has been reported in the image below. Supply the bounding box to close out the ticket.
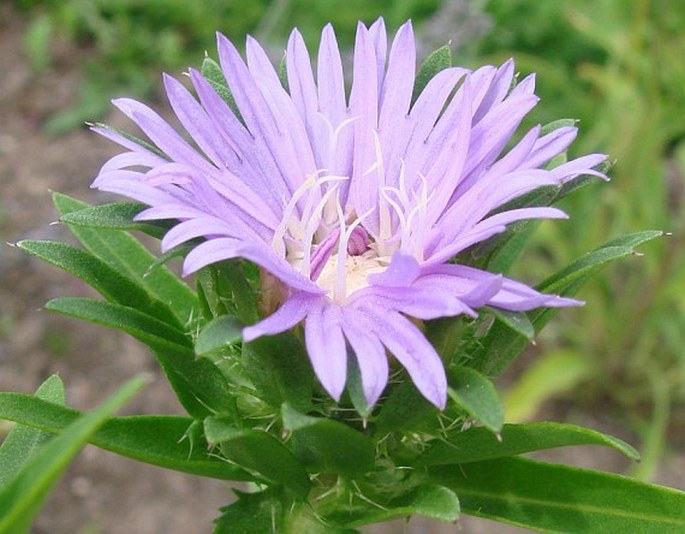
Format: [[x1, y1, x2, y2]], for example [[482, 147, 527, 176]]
[[405, 172, 431, 260], [370, 131, 393, 246], [271, 171, 345, 256], [300, 173, 346, 226], [318, 113, 357, 185], [333, 196, 348, 302], [397, 159, 410, 207], [380, 187, 407, 251], [302, 185, 342, 278], [333, 203, 375, 303]]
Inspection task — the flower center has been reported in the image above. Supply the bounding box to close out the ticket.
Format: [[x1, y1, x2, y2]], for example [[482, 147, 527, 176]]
[[273, 148, 433, 304], [315, 248, 390, 302], [273, 171, 394, 303]]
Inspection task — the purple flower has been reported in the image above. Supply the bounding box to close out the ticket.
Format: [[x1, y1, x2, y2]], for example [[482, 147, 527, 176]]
[[92, 19, 607, 409]]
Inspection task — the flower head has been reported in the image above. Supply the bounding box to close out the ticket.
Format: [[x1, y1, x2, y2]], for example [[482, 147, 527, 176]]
[[93, 19, 607, 409]]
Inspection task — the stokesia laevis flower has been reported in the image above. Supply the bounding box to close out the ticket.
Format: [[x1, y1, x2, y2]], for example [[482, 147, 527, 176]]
[[92, 19, 607, 410]]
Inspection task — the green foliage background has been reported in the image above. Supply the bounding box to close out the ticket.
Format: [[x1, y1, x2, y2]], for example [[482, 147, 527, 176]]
[[476, 0, 685, 480], [14, 0, 685, 481]]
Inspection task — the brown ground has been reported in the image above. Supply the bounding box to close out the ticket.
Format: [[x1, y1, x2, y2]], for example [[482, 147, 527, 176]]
[[0, 4, 682, 533], [0, 6, 230, 533]]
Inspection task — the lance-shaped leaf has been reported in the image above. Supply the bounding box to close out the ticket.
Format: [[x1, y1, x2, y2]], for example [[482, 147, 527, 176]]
[[425, 315, 469, 364], [447, 365, 504, 434], [18, 240, 180, 328], [282, 404, 375, 477], [412, 45, 451, 102], [195, 315, 243, 357], [214, 490, 361, 534], [242, 333, 314, 413], [196, 261, 259, 324], [415, 422, 639, 466], [429, 457, 685, 532], [59, 201, 167, 239], [46, 296, 190, 348], [345, 356, 373, 419], [323, 484, 459, 528], [53, 193, 197, 326], [204, 416, 311, 498], [201, 57, 241, 120], [45, 297, 234, 418], [471, 231, 664, 377], [278, 55, 289, 92], [556, 159, 612, 200], [374, 381, 439, 436], [91, 122, 168, 159], [482, 219, 541, 275], [0, 375, 65, 489], [483, 307, 534, 341], [538, 231, 664, 295], [214, 489, 285, 534], [0, 393, 250, 481], [0, 376, 145, 533], [195, 315, 248, 388]]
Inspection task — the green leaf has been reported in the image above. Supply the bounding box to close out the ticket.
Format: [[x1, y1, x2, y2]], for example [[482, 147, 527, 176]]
[[201, 57, 242, 121], [0, 376, 65, 489], [447, 365, 503, 433], [424, 315, 468, 363], [59, 201, 167, 239], [214, 489, 284, 534], [412, 45, 451, 103], [204, 416, 311, 498], [0, 394, 250, 481], [195, 315, 243, 356], [325, 484, 459, 527], [556, 160, 611, 200], [215, 491, 357, 534], [278, 54, 289, 92], [196, 265, 230, 319], [282, 404, 375, 477], [0, 376, 145, 533], [484, 307, 534, 341], [46, 296, 190, 349], [197, 262, 259, 324], [374, 381, 439, 435], [541, 118, 578, 135], [470, 231, 664, 377], [45, 297, 234, 418], [91, 122, 167, 159], [242, 333, 314, 412], [484, 219, 541, 274], [149, 243, 194, 271], [537, 231, 664, 295], [345, 356, 372, 419], [430, 457, 685, 533], [53, 193, 197, 326], [18, 240, 180, 328], [416, 422, 639, 466]]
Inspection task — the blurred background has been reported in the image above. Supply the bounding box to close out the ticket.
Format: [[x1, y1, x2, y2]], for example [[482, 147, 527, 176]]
[[1, 0, 683, 532]]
